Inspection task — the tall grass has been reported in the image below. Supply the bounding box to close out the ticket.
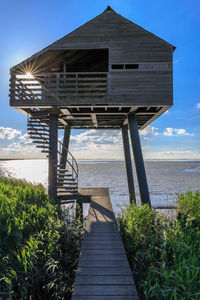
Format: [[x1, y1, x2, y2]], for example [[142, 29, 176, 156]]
[[118, 191, 200, 300], [0, 176, 83, 299]]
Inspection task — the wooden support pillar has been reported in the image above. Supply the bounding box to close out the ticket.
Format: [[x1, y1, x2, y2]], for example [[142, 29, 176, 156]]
[[60, 125, 71, 168], [128, 114, 151, 206], [121, 126, 136, 204], [48, 114, 58, 200]]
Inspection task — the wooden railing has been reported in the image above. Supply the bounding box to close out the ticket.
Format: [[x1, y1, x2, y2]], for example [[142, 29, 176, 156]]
[[10, 72, 108, 103]]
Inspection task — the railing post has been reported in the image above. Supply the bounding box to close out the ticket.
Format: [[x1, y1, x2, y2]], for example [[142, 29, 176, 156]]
[[76, 74, 78, 96], [107, 73, 110, 95], [48, 114, 58, 200]]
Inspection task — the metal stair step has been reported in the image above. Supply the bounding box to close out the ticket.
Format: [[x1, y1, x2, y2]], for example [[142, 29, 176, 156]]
[[57, 187, 77, 190], [57, 174, 72, 180], [27, 123, 49, 128], [57, 180, 75, 184], [32, 141, 49, 144], [57, 169, 69, 173], [57, 190, 77, 193], [36, 145, 50, 149], [28, 130, 49, 134], [57, 178, 75, 182], [28, 133, 49, 137], [57, 183, 77, 187], [28, 121, 48, 125]]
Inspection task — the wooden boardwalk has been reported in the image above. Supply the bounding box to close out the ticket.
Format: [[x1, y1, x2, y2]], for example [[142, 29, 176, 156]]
[[72, 188, 139, 300]]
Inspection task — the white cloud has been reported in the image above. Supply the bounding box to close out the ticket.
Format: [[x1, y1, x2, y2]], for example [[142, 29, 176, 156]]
[[0, 129, 43, 159], [163, 128, 194, 136], [0, 126, 21, 140], [69, 129, 123, 159], [140, 125, 159, 136], [196, 103, 200, 109], [163, 128, 174, 136]]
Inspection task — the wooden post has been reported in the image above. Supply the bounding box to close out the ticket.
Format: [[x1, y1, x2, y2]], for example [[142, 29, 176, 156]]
[[60, 125, 71, 168], [121, 126, 136, 204], [128, 114, 151, 206], [76, 201, 83, 223], [48, 114, 58, 200]]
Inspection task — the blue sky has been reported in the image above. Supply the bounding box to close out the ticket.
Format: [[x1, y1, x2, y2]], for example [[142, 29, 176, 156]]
[[0, 0, 200, 159]]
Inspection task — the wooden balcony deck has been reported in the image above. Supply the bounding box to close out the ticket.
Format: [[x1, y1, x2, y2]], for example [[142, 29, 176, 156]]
[[72, 188, 139, 300], [10, 72, 108, 105]]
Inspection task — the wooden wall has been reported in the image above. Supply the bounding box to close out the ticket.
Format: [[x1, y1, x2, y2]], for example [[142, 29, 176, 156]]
[[11, 8, 174, 107]]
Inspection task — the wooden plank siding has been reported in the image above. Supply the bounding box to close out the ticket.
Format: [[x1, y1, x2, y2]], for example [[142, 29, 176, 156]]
[[10, 7, 175, 129], [72, 188, 139, 299]]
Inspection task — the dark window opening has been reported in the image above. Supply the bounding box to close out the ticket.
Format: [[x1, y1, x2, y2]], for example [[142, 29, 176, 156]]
[[112, 64, 124, 69], [48, 49, 109, 73], [65, 49, 108, 72], [125, 64, 139, 69]]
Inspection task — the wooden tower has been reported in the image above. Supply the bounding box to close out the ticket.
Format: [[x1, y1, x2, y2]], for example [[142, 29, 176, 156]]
[[9, 6, 175, 205]]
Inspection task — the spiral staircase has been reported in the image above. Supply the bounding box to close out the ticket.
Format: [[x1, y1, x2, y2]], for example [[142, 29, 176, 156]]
[[27, 115, 78, 204]]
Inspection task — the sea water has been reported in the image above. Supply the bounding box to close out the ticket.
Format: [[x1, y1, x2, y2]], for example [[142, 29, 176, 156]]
[[0, 159, 200, 214]]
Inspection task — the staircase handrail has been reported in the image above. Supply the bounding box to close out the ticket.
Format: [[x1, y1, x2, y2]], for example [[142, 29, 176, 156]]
[[28, 117, 78, 182]]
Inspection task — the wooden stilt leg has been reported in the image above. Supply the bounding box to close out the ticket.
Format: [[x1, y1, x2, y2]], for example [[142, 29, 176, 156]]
[[48, 114, 58, 200], [128, 114, 151, 206], [60, 125, 71, 168], [122, 126, 136, 204]]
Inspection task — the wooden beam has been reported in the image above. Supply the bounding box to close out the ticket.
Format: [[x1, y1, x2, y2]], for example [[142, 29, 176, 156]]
[[59, 118, 68, 126], [15, 107, 31, 116]]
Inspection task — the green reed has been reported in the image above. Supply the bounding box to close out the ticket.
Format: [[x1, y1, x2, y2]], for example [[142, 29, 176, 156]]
[[118, 191, 200, 300], [0, 176, 83, 299]]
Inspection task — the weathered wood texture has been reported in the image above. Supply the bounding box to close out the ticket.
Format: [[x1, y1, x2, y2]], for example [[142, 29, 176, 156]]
[[72, 188, 139, 299], [122, 127, 135, 203], [128, 114, 151, 206], [10, 7, 174, 111], [48, 114, 58, 199]]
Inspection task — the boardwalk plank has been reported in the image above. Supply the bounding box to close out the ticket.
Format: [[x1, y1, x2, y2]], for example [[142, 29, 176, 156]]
[[72, 296, 139, 300], [79, 254, 127, 261], [82, 249, 126, 255], [72, 188, 139, 299], [78, 260, 129, 268], [75, 275, 135, 285], [73, 284, 137, 296], [77, 267, 132, 276]]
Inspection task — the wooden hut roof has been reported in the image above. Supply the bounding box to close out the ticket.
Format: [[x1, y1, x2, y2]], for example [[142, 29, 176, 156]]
[[11, 6, 175, 72]]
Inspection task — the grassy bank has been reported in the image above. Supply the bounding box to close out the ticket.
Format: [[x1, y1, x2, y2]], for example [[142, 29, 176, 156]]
[[0, 177, 83, 299], [118, 191, 200, 300]]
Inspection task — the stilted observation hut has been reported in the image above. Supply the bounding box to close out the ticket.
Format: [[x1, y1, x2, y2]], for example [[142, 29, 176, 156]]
[[9, 6, 175, 205]]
